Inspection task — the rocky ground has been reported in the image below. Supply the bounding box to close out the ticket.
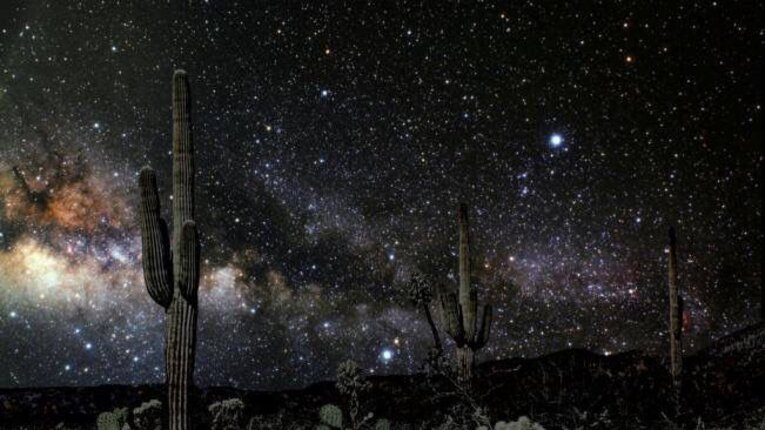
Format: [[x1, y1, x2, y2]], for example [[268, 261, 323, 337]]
[[1, 323, 763, 429]]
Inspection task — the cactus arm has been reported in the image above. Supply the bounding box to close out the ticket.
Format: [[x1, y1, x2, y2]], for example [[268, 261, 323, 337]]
[[178, 220, 200, 302], [439, 294, 455, 336], [138, 167, 173, 308], [439, 293, 466, 347], [423, 302, 442, 352], [474, 304, 492, 349]]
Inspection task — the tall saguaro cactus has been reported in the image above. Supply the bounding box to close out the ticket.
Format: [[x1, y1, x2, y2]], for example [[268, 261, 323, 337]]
[[439, 203, 492, 385], [667, 227, 683, 394], [139, 70, 200, 430]]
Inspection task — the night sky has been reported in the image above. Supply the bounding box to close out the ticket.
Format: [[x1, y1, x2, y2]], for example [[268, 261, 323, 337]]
[[0, 1, 761, 390]]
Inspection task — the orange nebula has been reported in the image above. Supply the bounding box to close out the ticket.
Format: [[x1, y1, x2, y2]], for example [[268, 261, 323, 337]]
[[1, 159, 131, 233]]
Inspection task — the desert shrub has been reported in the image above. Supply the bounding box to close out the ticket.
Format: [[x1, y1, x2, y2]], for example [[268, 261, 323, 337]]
[[132, 399, 162, 430], [55, 424, 87, 430], [246, 410, 310, 430], [477, 416, 546, 430], [315, 360, 391, 430], [209, 398, 246, 430], [335, 360, 370, 429]]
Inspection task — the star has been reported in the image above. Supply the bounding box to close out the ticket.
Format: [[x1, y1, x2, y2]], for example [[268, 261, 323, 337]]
[[549, 133, 563, 147], [380, 349, 394, 363], [0, 0, 759, 392]]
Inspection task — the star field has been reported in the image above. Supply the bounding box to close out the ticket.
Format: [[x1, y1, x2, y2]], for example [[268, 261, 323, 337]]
[[0, 1, 762, 390]]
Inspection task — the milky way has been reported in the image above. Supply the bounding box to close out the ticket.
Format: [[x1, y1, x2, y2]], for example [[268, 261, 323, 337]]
[[0, 1, 762, 389]]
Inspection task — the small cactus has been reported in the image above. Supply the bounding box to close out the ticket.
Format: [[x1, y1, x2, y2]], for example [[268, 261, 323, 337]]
[[97, 407, 130, 430], [373, 418, 391, 430], [96, 413, 117, 430], [319, 404, 343, 429]]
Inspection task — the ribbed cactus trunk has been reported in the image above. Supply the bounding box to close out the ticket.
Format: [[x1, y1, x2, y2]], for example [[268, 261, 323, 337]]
[[668, 227, 682, 399], [457, 204, 476, 383], [439, 203, 492, 388], [456, 347, 475, 383], [139, 70, 200, 430]]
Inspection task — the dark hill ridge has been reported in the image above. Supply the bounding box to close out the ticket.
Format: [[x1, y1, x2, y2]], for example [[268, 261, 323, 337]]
[[698, 321, 765, 359], [1, 323, 763, 429]]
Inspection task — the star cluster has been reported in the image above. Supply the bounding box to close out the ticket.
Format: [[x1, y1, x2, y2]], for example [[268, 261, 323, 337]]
[[0, 1, 762, 389]]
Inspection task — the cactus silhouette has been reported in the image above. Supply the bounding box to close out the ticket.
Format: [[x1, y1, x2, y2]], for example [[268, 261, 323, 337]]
[[407, 273, 442, 352], [667, 227, 683, 399], [439, 203, 492, 386], [138, 70, 200, 430]]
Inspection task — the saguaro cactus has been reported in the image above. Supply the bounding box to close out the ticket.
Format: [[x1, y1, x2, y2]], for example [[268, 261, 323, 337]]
[[667, 227, 683, 393], [439, 203, 492, 385], [139, 70, 200, 430]]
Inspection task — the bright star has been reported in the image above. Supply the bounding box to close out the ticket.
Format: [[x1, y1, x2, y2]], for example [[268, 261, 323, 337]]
[[381, 348, 393, 362], [550, 134, 563, 147]]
